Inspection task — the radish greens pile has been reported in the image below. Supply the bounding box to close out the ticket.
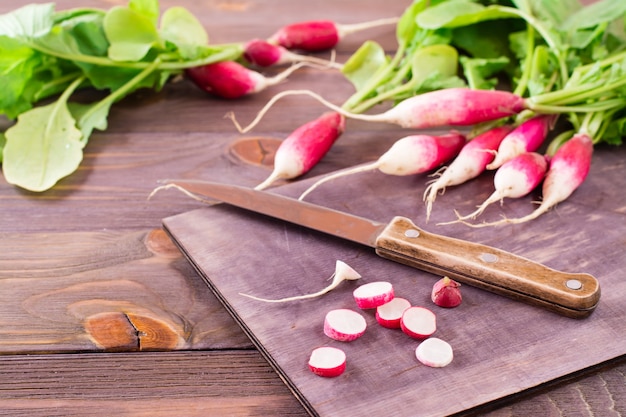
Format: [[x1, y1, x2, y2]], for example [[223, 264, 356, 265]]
[[0, 0, 240, 191]]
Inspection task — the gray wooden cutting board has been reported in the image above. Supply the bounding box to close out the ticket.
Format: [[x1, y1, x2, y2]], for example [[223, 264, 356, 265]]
[[162, 144, 625, 417]]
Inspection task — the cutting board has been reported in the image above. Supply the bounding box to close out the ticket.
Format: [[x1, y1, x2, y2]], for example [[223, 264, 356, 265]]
[[162, 144, 626, 417]]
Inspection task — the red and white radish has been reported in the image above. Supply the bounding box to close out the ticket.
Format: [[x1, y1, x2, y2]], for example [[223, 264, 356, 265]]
[[376, 297, 411, 329], [423, 125, 513, 220], [487, 114, 554, 170], [353, 281, 394, 309], [450, 152, 548, 222], [254, 111, 345, 190], [186, 60, 305, 99], [400, 306, 437, 339], [324, 309, 367, 342], [468, 132, 594, 226], [239, 260, 361, 302], [243, 38, 341, 68], [415, 337, 454, 368], [431, 277, 462, 308], [298, 132, 466, 200], [268, 17, 398, 52], [308, 346, 347, 377], [233, 88, 528, 134]]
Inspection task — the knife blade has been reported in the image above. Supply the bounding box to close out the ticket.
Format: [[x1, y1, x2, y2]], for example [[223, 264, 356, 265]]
[[162, 179, 600, 318]]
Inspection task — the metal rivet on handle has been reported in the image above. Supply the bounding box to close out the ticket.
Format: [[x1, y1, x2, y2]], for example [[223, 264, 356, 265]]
[[405, 229, 420, 238], [480, 253, 498, 263], [566, 279, 583, 290]]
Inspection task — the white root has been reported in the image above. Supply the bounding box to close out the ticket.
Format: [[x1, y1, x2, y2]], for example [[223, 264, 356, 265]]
[[239, 260, 361, 302], [337, 17, 400, 37], [437, 192, 505, 225], [298, 162, 378, 200], [147, 183, 218, 205], [226, 89, 384, 134]]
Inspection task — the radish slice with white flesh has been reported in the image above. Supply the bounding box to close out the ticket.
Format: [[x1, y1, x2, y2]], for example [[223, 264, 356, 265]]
[[324, 309, 367, 342], [401, 306, 437, 339], [415, 337, 453, 367], [353, 281, 394, 309], [308, 346, 347, 377], [376, 297, 411, 329]]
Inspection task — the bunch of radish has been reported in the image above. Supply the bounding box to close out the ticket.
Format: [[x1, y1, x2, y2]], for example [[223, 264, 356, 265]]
[[308, 277, 462, 377], [181, 0, 626, 226]]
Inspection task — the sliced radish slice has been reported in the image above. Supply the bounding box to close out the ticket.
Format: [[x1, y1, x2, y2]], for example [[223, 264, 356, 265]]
[[353, 281, 394, 309], [308, 346, 347, 377], [400, 306, 436, 339], [375, 297, 411, 329], [415, 337, 453, 367], [323, 309, 367, 342]]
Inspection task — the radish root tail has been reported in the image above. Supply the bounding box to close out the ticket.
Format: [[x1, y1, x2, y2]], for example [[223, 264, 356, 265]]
[[452, 199, 556, 227], [227, 89, 385, 134], [147, 183, 219, 205], [298, 162, 378, 200]]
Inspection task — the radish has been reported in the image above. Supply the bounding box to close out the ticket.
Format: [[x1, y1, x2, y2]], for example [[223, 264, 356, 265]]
[[423, 125, 513, 220], [243, 38, 341, 68], [324, 309, 367, 342], [239, 260, 361, 302], [486, 114, 554, 170], [400, 306, 437, 339], [431, 277, 462, 308], [467, 132, 594, 226], [233, 88, 527, 134], [254, 111, 345, 190], [353, 281, 394, 309], [415, 338, 454, 368], [185, 60, 305, 99], [376, 297, 411, 329], [450, 152, 548, 222], [268, 17, 399, 52], [308, 346, 347, 377], [298, 132, 466, 200]]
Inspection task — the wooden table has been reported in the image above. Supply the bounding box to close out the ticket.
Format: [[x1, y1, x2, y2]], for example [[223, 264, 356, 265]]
[[1, 0, 624, 415]]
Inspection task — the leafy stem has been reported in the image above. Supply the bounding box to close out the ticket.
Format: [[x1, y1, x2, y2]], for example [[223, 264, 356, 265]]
[[26, 41, 243, 70]]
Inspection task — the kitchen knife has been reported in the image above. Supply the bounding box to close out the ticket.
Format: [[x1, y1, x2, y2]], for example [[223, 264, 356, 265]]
[[162, 179, 600, 318]]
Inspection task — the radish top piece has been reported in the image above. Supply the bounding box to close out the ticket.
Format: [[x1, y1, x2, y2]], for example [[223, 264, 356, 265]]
[[239, 260, 360, 302]]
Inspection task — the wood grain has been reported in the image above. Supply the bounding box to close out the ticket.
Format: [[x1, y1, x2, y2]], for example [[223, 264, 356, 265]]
[[0, 351, 623, 417], [0, 0, 624, 415]]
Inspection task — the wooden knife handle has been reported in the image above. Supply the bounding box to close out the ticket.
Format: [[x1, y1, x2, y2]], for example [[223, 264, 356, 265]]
[[374, 216, 600, 318]]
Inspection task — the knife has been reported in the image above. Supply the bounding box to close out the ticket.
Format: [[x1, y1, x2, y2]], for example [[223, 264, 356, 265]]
[[162, 179, 600, 319]]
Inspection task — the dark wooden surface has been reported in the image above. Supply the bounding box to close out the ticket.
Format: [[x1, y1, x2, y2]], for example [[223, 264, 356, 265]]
[[1, 0, 625, 416]]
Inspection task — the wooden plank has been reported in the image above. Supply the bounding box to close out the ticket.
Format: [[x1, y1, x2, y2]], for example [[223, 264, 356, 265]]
[[163, 143, 626, 417], [0, 229, 250, 353], [0, 351, 623, 417]]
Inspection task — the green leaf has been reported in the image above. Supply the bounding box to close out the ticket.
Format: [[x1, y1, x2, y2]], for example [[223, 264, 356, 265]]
[[416, 0, 519, 30], [411, 43, 459, 86], [160, 6, 209, 59], [453, 19, 523, 59], [0, 36, 41, 118], [341, 41, 388, 91], [460, 55, 509, 90], [561, 0, 626, 32], [0, 3, 54, 38], [58, 11, 109, 57], [103, 6, 162, 61], [129, 0, 160, 26], [602, 116, 626, 146], [396, 0, 428, 46], [68, 101, 112, 142], [2, 97, 84, 192]]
